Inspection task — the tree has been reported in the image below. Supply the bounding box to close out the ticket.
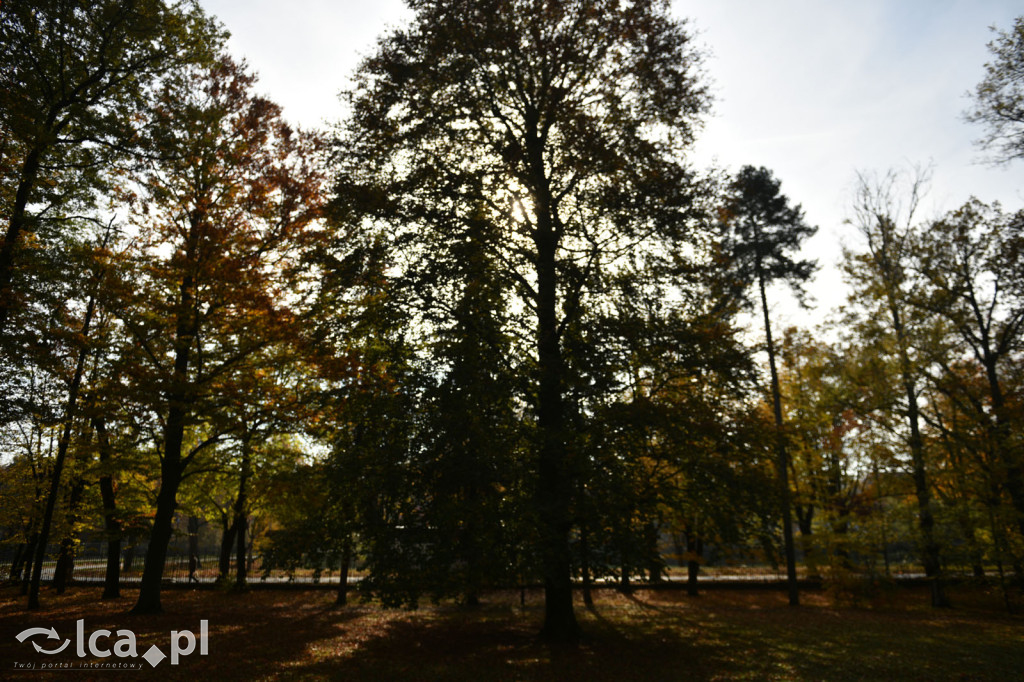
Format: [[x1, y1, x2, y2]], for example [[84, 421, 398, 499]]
[[337, 0, 710, 642], [25, 226, 115, 609], [111, 56, 323, 614], [843, 167, 950, 608], [914, 199, 1024, 537], [0, 0, 222, 334], [965, 16, 1024, 164], [780, 328, 877, 577], [719, 165, 817, 606]]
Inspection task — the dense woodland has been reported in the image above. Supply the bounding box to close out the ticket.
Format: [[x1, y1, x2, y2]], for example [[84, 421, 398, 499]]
[[1, 0, 1023, 643]]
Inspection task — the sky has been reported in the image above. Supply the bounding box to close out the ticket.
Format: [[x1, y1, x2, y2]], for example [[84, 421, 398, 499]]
[[202, 0, 1023, 327]]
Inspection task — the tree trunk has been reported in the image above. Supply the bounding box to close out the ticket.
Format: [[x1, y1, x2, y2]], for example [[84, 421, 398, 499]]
[[20, 533, 38, 595], [218, 516, 238, 582], [981, 357, 1024, 539], [53, 478, 85, 594], [234, 436, 251, 589], [579, 522, 594, 609], [132, 459, 182, 613], [53, 538, 75, 594], [336, 538, 352, 607], [686, 527, 703, 597], [27, 295, 97, 609], [8, 541, 28, 583], [95, 418, 122, 599], [757, 266, 799, 606], [122, 546, 136, 574], [795, 504, 818, 578], [645, 521, 664, 584], [889, 302, 948, 608], [619, 564, 631, 593], [132, 255, 197, 614], [187, 515, 200, 584], [0, 144, 43, 333], [531, 136, 578, 642]]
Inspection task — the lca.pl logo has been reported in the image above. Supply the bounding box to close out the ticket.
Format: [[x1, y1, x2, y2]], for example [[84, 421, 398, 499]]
[[14, 619, 209, 670]]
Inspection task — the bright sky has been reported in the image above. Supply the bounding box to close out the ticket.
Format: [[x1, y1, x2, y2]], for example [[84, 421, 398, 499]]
[[202, 0, 1023, 326]]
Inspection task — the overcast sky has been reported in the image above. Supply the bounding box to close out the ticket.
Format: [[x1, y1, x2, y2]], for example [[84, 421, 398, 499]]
[[202, 0, 1023, 325]]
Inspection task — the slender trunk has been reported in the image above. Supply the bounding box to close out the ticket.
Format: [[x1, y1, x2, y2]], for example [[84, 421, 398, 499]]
[[234, 436, 251, 589], [20, 533, 39, 595], [122, 546, 136, 574], [757, 265, 799, 606], [580, 522, 593, 609], [8, 542, 27, 583], [219, 516, 238, 581], [188, 515, 200, 584], [795, 504, 818, 578], [619, 564, 631, 592], [94, 418, 122, 599], [53, 538, 75, 594], [336, 537, 352, 607], [234, 510, 248, 588], [890, 302, 948, 608], [686, 527, 703, 597], [645, 521, 663, 583], [982, 358, 1024, 538], [53, 478, 85, 594], [28, 295, 97, 609]]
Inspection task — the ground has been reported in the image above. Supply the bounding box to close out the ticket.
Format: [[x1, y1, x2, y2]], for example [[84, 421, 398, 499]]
[[1, 583, 1022, 680]]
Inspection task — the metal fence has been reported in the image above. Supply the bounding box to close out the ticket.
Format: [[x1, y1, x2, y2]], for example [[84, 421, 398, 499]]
[[1, 545, 936, 589]]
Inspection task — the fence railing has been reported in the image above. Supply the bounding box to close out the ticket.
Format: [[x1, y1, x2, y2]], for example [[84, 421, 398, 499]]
[[1, 551, 944, 589]]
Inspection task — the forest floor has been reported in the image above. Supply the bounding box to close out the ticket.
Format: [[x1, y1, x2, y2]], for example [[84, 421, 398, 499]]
[[1, 583, 1022, 681]]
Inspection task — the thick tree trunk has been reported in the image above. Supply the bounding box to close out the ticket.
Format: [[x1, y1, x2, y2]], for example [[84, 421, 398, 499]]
[[531, 139, 578, 642], [757, 268, 799, 606], [132, 459, 182, 613], [133, 252, 197, 614]]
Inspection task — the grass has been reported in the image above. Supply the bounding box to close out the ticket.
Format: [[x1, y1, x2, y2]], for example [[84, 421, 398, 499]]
[[1, 583, 1022, 680]]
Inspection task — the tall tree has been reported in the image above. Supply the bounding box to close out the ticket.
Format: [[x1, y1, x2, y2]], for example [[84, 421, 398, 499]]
[[0, 0, 222, 334], [112, 56, 323, 614], [843, 167, 949, 607], [965, 16, 1024, 164], [337, 0, 710, 642], [914, 199, 1024, 537], [720, 165, 817, 606]]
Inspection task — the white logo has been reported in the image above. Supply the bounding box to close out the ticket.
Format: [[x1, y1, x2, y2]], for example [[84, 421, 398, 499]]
[[14, 619, 209, 669]]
